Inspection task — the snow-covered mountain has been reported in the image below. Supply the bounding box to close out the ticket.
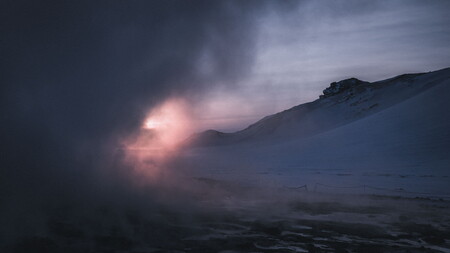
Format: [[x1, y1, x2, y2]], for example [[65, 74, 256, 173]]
[[181, 67, 450, 197], [187, 68, 449, 147]]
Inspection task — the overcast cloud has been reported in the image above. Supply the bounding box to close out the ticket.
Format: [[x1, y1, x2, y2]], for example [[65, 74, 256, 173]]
[[196, 0, 450, 131]]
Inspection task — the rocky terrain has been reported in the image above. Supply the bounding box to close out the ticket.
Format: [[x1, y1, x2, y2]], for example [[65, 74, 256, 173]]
[[5, 183, 450, 253]]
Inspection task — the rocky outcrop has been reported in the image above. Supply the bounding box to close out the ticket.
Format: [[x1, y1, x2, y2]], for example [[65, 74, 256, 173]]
[[320, 78, 369, 99]]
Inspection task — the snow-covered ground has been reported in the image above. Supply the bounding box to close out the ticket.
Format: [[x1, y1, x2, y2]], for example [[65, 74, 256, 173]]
[[182, 68, 450, 199]]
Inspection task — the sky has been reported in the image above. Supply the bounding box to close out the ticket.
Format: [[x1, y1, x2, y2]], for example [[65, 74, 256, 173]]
[[2, 1, 450, 136], [195, 0, 450, 131]]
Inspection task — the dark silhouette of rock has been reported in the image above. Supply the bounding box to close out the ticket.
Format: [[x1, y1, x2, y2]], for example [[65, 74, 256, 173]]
[[320, 78, 370, 99]]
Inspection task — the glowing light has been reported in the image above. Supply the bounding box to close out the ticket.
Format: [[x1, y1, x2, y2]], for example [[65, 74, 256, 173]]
[[141, 98, 192, 148], [144, 119, 163, 130], [122, 97, 195, 181]]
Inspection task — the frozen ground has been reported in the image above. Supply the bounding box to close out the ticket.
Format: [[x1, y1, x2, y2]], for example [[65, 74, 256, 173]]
[[3, 180, 450, 253]]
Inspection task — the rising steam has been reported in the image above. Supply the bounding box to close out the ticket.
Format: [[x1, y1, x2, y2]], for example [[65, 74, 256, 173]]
[[122, 98, 194, 181]]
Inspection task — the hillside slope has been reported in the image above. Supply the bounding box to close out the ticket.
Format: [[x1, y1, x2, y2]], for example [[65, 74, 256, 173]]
[[181, 67, 450, 196], [187, 68, 448, 147]]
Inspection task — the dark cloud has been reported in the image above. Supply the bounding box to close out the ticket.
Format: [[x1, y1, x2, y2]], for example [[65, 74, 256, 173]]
[[0, 0, 289, 238]]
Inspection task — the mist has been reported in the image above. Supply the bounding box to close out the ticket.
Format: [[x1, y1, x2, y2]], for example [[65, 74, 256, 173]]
[[0, 0, 279, 243], [2, 1, 450, 252]]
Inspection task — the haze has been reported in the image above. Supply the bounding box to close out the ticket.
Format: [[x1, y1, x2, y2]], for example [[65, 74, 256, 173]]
[[1, 1, 450, 252]]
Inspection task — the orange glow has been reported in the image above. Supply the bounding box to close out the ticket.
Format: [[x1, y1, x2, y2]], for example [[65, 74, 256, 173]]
[[123, 98, 194, 181]]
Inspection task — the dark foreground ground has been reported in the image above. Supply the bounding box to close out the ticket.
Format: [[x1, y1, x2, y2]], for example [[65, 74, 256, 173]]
[[3, 180, 450, 253]]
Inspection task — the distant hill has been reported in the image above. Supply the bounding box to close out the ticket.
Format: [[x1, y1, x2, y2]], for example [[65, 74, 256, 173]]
[[180, 67, 450, 195], [186, 68, 449, 147]]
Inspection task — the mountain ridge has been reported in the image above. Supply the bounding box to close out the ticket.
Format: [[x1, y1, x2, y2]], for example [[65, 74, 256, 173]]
[[185, 67, 449, 147]]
